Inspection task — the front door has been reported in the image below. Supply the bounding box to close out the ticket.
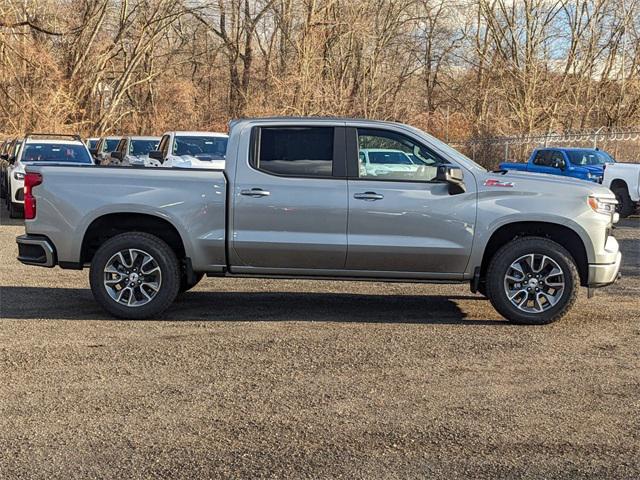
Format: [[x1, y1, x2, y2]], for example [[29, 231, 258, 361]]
[[345, 127, 476, 274], [231, 125, 348, 271]]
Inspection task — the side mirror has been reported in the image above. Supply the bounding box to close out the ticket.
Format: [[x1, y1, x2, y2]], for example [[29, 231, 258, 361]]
[[552, 159, 565, 170], [149, 150, 164, 162], [0, 153, 7, 161], [436, 165, 466, 194], [111, 151, 123, 161], [8, 156, 16, 165]]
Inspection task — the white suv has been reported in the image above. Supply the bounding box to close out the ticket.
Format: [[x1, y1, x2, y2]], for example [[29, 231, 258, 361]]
[[5, 134, 94, 218], [150, 131, 228, 169]]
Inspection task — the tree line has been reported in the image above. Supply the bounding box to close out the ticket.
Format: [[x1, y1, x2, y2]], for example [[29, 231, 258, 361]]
[[1, 0, 638, 161]]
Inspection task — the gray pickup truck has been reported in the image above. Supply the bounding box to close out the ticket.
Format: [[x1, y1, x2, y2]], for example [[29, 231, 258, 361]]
[[17, 118, 621, 324]]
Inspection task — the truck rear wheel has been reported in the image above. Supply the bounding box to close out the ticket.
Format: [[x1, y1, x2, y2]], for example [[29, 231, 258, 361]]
[[485, 237, 579, 325], [89, 232, 180, 319], [612, 185, 634, 218]]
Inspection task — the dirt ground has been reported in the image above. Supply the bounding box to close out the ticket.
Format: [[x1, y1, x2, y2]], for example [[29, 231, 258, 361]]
[[0, 208, 638, 479]]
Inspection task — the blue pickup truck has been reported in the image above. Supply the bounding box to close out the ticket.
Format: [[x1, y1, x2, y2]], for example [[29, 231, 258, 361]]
[[499, 147, 615, 183]]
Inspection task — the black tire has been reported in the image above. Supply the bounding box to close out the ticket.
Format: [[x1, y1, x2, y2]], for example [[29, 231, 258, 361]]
[[89, 232, 180, 319], [8, 200, 21, 218], [612, 185, 635, 218], [485, 237, 580, 325], [179, 272, 204, 293]]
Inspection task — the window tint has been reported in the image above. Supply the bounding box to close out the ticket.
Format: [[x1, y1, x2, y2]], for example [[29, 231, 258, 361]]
[[357, 128, 444, 181], [22, 143, 92, 164], [102, 139, 119, 152], [533, 151, 550, 166], [566, 150, 612, 166], [550, 151, 564, 167], [130, 139, 159, 156], [173, 136, 227, 159], [257, 127, 333, 177]]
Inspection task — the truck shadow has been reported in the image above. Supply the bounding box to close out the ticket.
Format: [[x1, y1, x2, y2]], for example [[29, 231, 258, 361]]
[[0, 286, 503, 325]]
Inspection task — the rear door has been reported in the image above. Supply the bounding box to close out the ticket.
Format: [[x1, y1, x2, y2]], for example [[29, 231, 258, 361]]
[[231, 124, 348, 271], [345, 127, 476, 274]]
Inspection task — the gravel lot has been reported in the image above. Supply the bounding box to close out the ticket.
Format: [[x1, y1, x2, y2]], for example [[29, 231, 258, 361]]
[[0, 208, 638, 479]]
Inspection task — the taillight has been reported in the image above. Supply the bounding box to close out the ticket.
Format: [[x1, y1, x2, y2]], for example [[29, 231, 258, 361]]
[[23, 172, 42, 220]]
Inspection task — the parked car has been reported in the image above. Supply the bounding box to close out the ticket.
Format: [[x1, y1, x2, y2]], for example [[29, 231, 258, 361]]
[[17, 118, 621, 324], [105, 136, 161, 167], [0, 140, 10, 199], [1, 138, 22, 204], [499, 147, 615, 183], [149, 131, 228, 169], [602, 162, 640, 217], [6, 134, 94, 218], [91, 136, 121, 164], [359, 148, 438, 179]]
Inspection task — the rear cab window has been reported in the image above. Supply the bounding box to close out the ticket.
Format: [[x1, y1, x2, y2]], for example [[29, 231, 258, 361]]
[[252, 127, 343, 178]]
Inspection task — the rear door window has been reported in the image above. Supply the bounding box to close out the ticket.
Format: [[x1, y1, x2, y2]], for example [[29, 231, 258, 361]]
[[254, 127, 334, 177]]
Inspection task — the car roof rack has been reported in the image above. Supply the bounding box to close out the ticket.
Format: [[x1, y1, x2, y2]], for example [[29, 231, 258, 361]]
[[24, 133, 82, 141]]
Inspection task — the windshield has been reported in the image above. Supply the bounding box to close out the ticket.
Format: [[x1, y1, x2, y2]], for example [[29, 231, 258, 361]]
[[103, 139, 120, 152], [22, 143, 93, 163], [173, 136, 228, 159], [130, 139, 159, 156], [567, 150, 614, 166]]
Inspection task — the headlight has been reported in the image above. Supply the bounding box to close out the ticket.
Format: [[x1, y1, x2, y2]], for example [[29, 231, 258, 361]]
[[588, 196, 617, 215], [13, 171, 25, 180], [587, 172, 603, 183]]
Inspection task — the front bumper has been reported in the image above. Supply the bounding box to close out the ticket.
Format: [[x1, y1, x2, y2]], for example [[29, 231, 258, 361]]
[[588, 250, 622, 287], [16, 234, 56, 267]]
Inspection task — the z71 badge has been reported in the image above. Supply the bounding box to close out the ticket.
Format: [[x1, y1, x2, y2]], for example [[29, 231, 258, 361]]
[[484, 179, 515, 187]]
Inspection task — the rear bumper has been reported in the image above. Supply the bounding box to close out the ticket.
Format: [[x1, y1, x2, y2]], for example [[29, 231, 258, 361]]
[[16, 234, 56, 267], [587, 251, 622, 287]]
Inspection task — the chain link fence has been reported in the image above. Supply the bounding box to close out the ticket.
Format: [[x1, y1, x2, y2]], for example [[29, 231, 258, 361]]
[[453, 128, 640, 169]]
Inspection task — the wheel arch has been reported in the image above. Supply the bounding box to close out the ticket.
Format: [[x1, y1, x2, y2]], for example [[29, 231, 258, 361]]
[[81, 212, 187, 265], [609, 178, 628, 191], [479, 221, 589, 286]]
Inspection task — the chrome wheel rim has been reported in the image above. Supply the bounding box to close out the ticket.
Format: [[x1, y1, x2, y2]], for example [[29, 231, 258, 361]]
[[504, 254, 565, 313], [103, 249, 162, 307]]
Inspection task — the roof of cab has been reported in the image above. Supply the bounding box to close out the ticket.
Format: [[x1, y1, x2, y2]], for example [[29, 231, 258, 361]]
[[24, 138, 85, 146], [167, 131, 228, 137]]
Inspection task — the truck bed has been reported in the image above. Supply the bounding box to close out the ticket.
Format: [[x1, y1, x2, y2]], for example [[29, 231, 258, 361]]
[[24, 164, 228, 272]]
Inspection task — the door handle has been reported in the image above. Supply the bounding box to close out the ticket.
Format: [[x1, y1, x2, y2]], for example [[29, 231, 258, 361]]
[[354, 191, 384, 201], [240, 188, 271, 197]]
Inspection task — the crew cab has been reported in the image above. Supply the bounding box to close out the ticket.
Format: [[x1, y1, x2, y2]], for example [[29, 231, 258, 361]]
[[602, 162, 640, 217], [105, 136, 161, 167], [499, 148, 615, 183], [17, 118, 621, 325], [149, 131, 228, 169], [6, 134, 94, 217]]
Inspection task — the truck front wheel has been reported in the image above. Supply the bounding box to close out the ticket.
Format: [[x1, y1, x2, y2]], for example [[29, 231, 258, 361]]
[[485, 237, 580, 325], [89, 232, 180, 319]]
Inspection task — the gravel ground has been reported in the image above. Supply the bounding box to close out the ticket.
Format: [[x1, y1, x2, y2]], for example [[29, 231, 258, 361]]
[[0, 208, 638, 479]]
